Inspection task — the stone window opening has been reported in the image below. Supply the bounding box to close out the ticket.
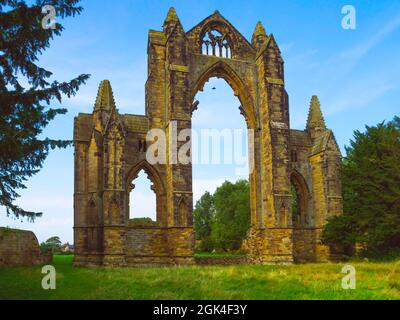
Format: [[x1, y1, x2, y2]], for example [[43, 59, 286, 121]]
[[128, 169, 157, 225], [201, 29, 232, 59]]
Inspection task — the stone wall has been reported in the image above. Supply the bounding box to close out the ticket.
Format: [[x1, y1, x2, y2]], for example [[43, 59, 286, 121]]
[[124, 227, 195, 266], [246, 227, 293, 264], [0, 228, 52, 267], [293, 228, 316, 263], [195, 256, 247, 266]]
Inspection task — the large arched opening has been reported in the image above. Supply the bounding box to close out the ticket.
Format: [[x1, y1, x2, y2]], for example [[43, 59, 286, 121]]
[[191, 62, 256, 255]]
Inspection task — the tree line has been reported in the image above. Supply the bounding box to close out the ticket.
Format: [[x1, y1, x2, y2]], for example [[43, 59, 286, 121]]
[[193, 180, 250, 253]]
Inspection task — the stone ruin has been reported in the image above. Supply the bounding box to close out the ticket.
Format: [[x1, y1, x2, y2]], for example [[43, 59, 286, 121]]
[[0, 227, 52, 267], [73, 9, 343, 266]]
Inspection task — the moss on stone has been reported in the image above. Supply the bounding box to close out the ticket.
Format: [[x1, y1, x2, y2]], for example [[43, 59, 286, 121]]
[[128, 218, 158, 227]]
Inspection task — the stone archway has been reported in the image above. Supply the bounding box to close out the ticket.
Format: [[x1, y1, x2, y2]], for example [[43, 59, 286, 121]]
[[191, 62, 258, 230], [126, 160, 166, 226], [73, 8, 343, 266], [291, 170, 311, 227], [191, 61, 258, 129], [290, 170, 316, 263]]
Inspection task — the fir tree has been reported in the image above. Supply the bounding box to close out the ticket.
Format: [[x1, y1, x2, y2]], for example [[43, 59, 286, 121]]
[[0, 0, 89, 221], [323, 116, 400, 255]]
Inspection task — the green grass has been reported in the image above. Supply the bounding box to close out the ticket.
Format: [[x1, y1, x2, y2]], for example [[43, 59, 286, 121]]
[[0, 255, 399, 300]]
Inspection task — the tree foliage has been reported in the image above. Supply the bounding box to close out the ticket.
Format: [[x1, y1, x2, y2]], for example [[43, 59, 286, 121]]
[[193, 191, 214, 251], [0, 0, 89, 220], [193, 180, 251, 252], [40, 235, 61, 252], [322, 116, 400, 255]]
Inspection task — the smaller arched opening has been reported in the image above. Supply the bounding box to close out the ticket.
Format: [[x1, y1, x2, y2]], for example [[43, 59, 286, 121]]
[[291, 171, 310, 228], [128, 170, 156, 225], [127, 161, 165, 227]]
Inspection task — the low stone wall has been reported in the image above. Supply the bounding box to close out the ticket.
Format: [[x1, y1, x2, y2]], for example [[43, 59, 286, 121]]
[[246, 227, 294, 264], [0, 228, 52, 267], [195, 256, 247, 266], [125, 226, 194, 255], [293, 228, 317, 263]]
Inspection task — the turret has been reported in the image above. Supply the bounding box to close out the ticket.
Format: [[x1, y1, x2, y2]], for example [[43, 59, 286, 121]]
[[306, 95, 327, 139], [252, 21, 268, 50], [163, 7, 180, 35], [92, 80, 116, 133]]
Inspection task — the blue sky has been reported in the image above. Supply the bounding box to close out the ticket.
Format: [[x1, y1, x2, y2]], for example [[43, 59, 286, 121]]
[[1, 0, 399, 243]]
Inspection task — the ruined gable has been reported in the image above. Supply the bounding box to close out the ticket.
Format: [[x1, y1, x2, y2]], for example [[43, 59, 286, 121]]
[[73, 8, 343, 266]]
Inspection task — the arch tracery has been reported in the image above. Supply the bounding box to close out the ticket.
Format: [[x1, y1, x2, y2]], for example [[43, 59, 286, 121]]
[[127, 161, 165, 197], [199, 22, 238, 58]]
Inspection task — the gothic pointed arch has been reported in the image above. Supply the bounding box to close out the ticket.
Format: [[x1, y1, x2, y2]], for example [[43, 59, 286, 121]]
[[186, 10, 254, 58], [104, 108, 126, 138], [191, 60, 258, 129], [291, 170, 311, 227], [73, 10, 344, 266], [127, 160, 165, 197], [126, 161, 166, 225]]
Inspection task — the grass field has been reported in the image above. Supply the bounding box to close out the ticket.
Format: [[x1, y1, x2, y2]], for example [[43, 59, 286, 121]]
[[0, 255, 399, 300]]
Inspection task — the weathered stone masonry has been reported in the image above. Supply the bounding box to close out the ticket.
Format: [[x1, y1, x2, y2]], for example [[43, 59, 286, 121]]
[[73, 9, 343, 266], [0, 228, 52, 267]]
